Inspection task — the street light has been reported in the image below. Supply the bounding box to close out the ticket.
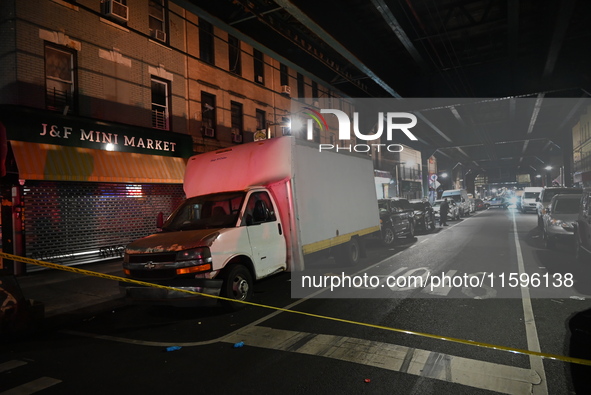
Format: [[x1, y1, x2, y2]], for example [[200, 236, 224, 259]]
[[544, 165, 553, 186]]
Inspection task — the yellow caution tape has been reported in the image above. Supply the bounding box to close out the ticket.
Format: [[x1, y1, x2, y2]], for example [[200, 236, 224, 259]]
[[2, 251, 591, 366]]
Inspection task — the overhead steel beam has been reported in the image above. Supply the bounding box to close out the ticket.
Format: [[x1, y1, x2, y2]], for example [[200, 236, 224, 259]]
[[370, 0, 430, 71], [273, 0, 403, 98], [543, 0, 577, 78], [507, 0, 519, 91]]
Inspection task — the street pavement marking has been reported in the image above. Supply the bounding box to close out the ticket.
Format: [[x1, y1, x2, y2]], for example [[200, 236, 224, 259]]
[[0, 361, 27, 374], [223, 325, 541, 395], [421, 270, 457, 296], [0, 377, 62, 395], [511, 211, 548, 395]]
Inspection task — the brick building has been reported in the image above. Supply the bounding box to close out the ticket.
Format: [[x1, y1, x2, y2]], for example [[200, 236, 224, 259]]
[[0, 0, 352, 273]]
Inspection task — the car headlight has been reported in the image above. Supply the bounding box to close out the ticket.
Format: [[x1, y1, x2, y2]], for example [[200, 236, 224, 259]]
[[549, 219, 573, 230], [559, 221, 575, 231]]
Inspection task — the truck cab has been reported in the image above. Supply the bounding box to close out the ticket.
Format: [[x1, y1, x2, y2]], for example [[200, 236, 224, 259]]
[[121, 188, 286, 309]]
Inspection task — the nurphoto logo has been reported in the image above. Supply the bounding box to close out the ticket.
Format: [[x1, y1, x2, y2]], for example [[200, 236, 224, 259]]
[[304, 108, 418, 153]]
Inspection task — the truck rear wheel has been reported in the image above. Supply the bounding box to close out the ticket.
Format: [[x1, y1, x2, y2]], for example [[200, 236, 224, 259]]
[[220, 264, 253, 310], [337, 238, 361, 266]]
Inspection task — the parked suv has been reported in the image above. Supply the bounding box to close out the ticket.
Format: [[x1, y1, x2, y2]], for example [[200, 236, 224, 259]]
[[378, 199, 415, 246], [575, 188, 591, 262], [536, 187, 582, 228]]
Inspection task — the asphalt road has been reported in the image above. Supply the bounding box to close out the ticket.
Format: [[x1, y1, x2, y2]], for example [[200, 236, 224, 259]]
[[3, 207, 591, 394]]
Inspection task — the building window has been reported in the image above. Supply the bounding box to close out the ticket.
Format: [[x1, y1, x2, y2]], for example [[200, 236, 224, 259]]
[[148, 0, 167, 42], [253, 49, 264, 85], [280, 63, 289, 86], [256, 109, 266, 132], [102, 0, 129, 24], [231, 101, 243, 144], [201, 92, 216, 138], [228, 35, 241, 76], [45, 44, 77, 114], [297, 73, 305, 97], [199, 19, 215, 65], [312, 81, 318, 98], [311, 125, 320, 143], [151, 77, 170, 130]]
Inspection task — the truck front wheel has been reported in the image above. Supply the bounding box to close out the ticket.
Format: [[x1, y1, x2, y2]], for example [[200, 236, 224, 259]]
[[220, 264, 253, 310]]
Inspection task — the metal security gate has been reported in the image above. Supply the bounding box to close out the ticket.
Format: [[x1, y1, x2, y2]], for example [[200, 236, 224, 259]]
[[22, 181, 185, 271]]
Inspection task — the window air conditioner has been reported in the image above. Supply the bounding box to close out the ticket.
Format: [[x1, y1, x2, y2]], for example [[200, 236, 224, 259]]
[[204, 127, 215, 137], [151, 29, 166, 42], [232, 133, 243, 143], [280, 85, 291, 96], [256, 75, 264, 84], [103, 0, 128, 22]]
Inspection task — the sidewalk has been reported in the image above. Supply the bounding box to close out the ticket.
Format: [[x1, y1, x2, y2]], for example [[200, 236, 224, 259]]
[[15, 260, 125, 318]]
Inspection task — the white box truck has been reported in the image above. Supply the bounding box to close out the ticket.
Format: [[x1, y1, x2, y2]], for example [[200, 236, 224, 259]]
[[120, 137, 380, 308]]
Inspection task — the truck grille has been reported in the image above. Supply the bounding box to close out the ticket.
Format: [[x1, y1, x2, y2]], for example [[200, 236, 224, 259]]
[[127, 253, 177, 264], [128, 269, 177, 279]]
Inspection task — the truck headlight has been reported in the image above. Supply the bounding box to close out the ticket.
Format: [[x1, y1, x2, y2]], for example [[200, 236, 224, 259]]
[[174, 248, 213, 275], [176, 247, 212, 266]]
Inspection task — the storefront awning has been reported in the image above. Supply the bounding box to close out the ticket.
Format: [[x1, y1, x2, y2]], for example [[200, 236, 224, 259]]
[[10, 141, 186, 184]]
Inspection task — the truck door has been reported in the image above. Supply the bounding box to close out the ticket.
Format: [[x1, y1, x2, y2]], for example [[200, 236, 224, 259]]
[[243, 191, 287, 277]]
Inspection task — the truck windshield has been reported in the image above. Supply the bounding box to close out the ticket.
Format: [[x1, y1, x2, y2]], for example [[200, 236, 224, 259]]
[[162, 192, 246, 231]]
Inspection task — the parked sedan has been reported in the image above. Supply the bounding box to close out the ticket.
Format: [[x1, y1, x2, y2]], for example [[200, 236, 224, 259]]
[[542, 194, 581, 249], [488, 196, 509, 209], [536, 187, 582, 228], [410, 200, 436, 232], [473, 198, 487, 211], [432, 199, 460, 222]]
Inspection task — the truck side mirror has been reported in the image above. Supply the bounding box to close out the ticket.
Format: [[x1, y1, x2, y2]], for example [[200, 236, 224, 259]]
[[156, 212, 164, 228]]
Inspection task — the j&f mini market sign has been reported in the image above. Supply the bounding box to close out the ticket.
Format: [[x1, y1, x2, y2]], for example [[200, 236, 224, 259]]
[[1, 106, 192, 158]]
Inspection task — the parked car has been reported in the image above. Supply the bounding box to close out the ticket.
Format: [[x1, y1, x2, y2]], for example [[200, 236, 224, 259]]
[[409, 200, 436, 232], [488, 196, 509, 209], [432, 199, 460, 222], [378, 199, 415, 246], [537, 187, 582, 228], [542, 194, 581, 249], [473, 198, 487, 211], [574, 187, 591, 262]]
